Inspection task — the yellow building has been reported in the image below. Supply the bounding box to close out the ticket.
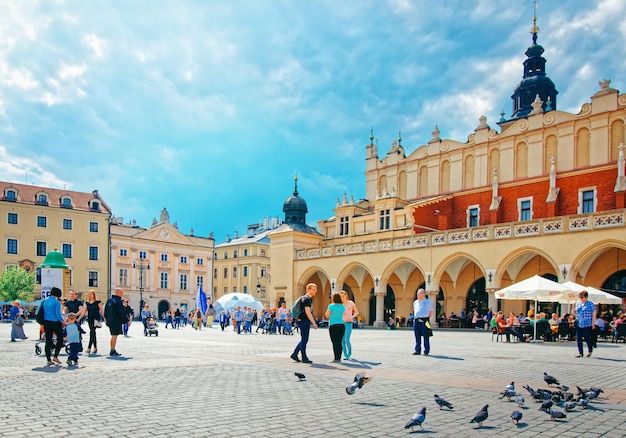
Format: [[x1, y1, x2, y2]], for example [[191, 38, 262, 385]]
[[110, 208, 214, 317], [0, 181, 111, 297], [213, 217, 282, 308], [268, 19, 626, 326]]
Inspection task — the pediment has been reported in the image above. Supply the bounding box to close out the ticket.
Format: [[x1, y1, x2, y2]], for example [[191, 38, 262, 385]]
[[132, 223, 196, 246]]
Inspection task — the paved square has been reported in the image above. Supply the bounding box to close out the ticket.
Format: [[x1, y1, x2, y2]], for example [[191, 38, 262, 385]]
[[1, 322, 624, 437]]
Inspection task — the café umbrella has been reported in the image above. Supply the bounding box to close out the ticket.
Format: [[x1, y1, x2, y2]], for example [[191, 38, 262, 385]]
[[495, 275, 575, 341], [560, 281, 622, 305], [214, 293, 265, 315]]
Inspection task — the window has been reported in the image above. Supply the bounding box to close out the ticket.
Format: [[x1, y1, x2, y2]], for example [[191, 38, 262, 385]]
[[261, 267, 267, 278], [233, 267, 238, 278], [8, 213, 17, 224], [260, 249, 266, 257], [119, 269, 128, 286], [160, 272, 168, 289], [196, 276, 204, 288], [214, 287, 217, 296], [197, 257, 204, 266], [36, 241, 47, 256], [62, 243, 72, 259], [63, 219, 72, 230], [518, 198, 532, 222], [88, 271, 98, 287], [213, 268, 217, 279], [36, 267, 41, 284], [579, 189, 596, 214], [37, 216, 47, 227], [224, 251, 228, 259], [233, 250, 238, 258], [233, 286, 237, 293], [379, 209, 390, 230], [243, 249, 248, 257], [243, 286, 247, 294], [61, 198, 72, 208], [139, 251, 147, 259], [90, 201, 100, 212], [340, 216, 350, 236], [89, 222, 99, 232], [180, 255, 188, 264], [5, 190, 17, 201], [37, 194, 48, 205], [468, 205, 479, 227], [7, 239, 18, 254], [213, 252, 218, 260], [180, 274, 188, 290], [243, 266, 248, 277], [89, 246, 98, 261], [119, 248, 128, 257], [223, 267, 228, 278], [223, 287, 228, 294], [160, 253, 168, 262]]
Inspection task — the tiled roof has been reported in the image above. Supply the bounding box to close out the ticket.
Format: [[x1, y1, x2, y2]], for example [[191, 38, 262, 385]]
[[0, 180, 111, 213]]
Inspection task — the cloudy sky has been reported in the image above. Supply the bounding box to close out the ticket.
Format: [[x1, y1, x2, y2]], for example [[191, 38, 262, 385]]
[[1, 0, 625, 242]]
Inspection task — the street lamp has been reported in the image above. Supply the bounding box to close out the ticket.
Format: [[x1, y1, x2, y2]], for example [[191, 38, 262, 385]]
[[133, 259, 150, 314]]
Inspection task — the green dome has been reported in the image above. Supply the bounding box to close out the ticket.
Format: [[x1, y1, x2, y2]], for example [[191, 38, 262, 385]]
[[40, 248, 71, 269]]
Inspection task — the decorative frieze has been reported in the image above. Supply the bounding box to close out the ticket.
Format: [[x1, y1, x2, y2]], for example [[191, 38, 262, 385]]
[[494, 226, 512, 239], [543, 220, 563, 233], [514, 222, 540, 237], [570, 217, 590, 231]]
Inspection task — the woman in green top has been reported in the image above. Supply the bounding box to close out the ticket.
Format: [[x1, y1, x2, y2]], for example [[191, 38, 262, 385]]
[[324, 293, 345, 363]]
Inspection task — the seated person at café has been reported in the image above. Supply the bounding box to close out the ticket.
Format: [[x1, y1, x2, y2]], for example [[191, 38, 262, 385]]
[[386, 316, 396, 330], [496, 311, 527, 342], [439, 313, 448, 327], [449, 312, 458, 320]]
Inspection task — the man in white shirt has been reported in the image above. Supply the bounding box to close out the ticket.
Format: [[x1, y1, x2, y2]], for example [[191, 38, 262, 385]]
[[412, 289, 434, 356]]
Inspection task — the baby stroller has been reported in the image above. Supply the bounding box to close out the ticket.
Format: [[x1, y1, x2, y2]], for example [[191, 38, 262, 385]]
[[144, 318, 159, 336], [35, 332, 70, 356], [283, 320, 294, 335]]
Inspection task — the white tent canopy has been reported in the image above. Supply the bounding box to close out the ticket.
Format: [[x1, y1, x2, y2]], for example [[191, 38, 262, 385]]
[[560, 281, 622, 305], [495, 275, 576, 341]]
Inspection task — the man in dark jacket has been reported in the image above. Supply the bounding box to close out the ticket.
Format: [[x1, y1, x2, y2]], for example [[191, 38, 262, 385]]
[[105, 288, 130, 356]]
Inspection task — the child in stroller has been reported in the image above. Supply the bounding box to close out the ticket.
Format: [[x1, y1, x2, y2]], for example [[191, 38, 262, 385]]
[[283, 317, 294, 335], [144, 317, 159, 336]]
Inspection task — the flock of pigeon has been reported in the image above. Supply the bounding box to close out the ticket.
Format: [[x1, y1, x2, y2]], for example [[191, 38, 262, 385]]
[[405, 371, 604, 431], [294, 370, 603, 431]]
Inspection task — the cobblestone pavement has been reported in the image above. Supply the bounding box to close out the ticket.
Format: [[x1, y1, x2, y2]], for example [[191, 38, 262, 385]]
[[1, 322, 624, 437]]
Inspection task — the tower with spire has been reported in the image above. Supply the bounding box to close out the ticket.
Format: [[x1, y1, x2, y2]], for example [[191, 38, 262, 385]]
[[505, 2, 558, 122]]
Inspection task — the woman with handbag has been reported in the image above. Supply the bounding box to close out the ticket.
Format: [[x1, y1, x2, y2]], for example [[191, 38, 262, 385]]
[[85, 290, 104, 354], [10, 300, 28, 342]]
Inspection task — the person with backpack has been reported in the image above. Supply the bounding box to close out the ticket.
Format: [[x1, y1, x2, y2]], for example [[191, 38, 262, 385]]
[[39, 287, 65, 366], [104, 288, 130, 357], [290, 283, 318, 364]]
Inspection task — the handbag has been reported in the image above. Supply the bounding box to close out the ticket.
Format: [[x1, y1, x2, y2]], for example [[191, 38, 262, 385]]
[[94, 319, 102, 329], [14, 315, 24, 326]]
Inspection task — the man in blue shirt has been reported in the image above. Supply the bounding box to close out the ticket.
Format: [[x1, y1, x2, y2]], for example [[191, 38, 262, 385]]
[[41, 287, 65, 366], [412, 289, 434, 356]]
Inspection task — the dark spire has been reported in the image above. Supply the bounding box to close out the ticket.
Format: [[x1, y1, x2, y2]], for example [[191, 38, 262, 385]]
[[283, 175, 308, 225], [507, 2, 558, 121]]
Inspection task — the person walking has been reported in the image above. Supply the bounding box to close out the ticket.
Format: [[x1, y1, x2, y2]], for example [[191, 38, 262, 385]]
[[63, 290, 86, 324], [290, 283, 318, 364], [340, 290, 359, 360], [85, 290, 103, 354], [574, 290, 596, 357], [412, 288, 434, 356], [9, 301, 28, 342], [141, 305, 152, 335], [40, 287, 65, 366], [104, 288, 130, 356], [325, 292, 345, 363]]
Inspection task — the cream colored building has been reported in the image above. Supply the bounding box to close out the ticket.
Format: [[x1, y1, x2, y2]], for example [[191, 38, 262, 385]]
[[213, 217, 283, 308], [0, 181, 111, 298], [268, 21, 626, 326], [110, 208, 214, 317]]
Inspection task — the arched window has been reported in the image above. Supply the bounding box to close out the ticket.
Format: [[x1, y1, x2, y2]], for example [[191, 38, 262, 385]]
[[544, 135, 558, 175], [440, 160, 450, 193], [515, 142, 528, 179], [398, 170, 407, 199], [464, 155, 475, 189], [610, 119, 625, 162], [418, 165, 428, 197], [378, 175, 387, 197]]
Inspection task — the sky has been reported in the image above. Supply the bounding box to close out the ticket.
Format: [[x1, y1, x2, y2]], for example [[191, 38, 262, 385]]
[[1, 0, 625, 243]]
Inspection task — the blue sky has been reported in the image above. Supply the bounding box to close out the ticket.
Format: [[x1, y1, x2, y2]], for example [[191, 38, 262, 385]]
[[1, 0, 625, 242]]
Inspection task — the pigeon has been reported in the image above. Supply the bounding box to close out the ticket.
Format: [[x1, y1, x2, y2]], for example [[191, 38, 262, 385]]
[[511, 410, 522, 425], [556, 384, 570, 392], [563, 392, 574, 402], [434, 394, 453, 410], [543, 372, 560, 386], [346, 381, 359, 395], [549, 408, 567, 421], [470, 404, 489, 427], [551, 394, 561, 404], [523, 385, 540, 399], [506, 381, 515, 392], [577, 398, 589, 409], [499, 389, 516, 400], [539, 400, 553, 411], [565, 402, 577, 412], [294, 372, 306, 381], [515, 395, 525, 407], [405, 407, 426, 430], [586, 388, 603, 400]]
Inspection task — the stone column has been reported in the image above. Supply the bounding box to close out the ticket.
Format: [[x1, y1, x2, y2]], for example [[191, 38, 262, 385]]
[[373, 276, 386, 327]]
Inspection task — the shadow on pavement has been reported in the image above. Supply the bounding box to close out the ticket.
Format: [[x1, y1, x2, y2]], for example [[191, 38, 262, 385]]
[[106, 356, 131, 361], [32, 365, 62, 373], [425, 355, 464, 361]]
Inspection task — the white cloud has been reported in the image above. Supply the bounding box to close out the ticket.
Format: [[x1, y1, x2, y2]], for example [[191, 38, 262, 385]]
[[59, 63, 87, 80], [0, 145, 68, 188], [84, 34, 106, 58]]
